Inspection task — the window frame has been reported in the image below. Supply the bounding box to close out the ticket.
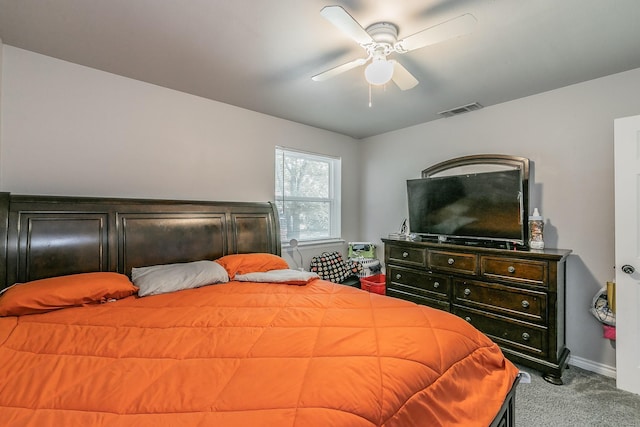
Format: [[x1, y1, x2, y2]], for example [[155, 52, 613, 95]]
[[275, 146, 342, 243]]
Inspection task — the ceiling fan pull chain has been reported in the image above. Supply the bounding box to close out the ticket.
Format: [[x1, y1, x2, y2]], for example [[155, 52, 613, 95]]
[[368, 84, 372, 108]]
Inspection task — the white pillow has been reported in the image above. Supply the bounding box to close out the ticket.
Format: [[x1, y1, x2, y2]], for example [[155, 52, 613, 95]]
[[132, 260, 229, 297], [235, 269, 319, 285]]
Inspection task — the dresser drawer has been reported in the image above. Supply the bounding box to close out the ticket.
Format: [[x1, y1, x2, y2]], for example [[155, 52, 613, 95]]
[[428, 250, 477, 275], [387, 245, 427, 267], [453, 279, 547, 324], [481, 256, 547, 287], [387, 286, 450, 311], [387, 265, 450, 300], [452, 306, 548, 357]]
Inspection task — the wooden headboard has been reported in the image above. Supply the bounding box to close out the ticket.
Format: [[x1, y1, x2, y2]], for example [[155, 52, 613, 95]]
[[0, 193, 281, 289]]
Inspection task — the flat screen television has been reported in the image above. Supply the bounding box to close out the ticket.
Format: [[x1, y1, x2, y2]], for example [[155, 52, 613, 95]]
[[407, 169, 527, 247]]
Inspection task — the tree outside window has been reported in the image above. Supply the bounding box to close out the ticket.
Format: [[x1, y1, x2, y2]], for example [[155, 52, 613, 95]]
[[275, 147, 341, 242]]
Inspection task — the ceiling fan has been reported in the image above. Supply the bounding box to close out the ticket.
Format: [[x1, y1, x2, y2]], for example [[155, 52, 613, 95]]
[[312, 5, 477, 90]]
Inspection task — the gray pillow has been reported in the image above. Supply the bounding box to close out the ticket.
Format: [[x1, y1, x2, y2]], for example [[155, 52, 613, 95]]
[[132, 260, 229, 297]]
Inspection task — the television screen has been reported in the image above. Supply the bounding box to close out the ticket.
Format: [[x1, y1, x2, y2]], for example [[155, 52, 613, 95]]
[[407, 169, 525, 244]]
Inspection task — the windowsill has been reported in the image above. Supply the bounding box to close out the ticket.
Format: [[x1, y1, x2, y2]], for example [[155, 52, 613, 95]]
[[282, 238, 346, 249]]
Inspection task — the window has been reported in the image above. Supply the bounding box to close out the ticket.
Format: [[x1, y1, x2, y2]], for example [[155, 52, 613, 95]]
[[275, 147, 341, 243]]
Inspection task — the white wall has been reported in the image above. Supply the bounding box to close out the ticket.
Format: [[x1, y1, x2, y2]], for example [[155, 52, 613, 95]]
[[0, 46, 361, 267], [0, 39, 3, 167], [359, 67, 640, 373]]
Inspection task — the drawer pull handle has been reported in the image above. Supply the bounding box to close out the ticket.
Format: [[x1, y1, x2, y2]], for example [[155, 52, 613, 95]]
[[508, 266, 516, 273], [465, 316, 472, 322], [521, 300, 530, 309], [448, 258, 455, 265], [522, 332, 530, 341], [395, 274, 402, 280], [464, 288, 471, 297], [433, 281, 440, 289], [402, 252, 409, 258]]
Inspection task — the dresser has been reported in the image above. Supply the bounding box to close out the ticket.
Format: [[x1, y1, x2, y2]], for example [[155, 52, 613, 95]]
[[382, 238, 572, 384]]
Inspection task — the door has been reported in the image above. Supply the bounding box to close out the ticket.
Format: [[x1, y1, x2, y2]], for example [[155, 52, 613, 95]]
[[614, 114, 640, 395]]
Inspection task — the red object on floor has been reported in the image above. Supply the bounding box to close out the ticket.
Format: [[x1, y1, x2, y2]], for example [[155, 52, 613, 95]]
[[603, 324, 616, 340], [360, 274, 386, 295]]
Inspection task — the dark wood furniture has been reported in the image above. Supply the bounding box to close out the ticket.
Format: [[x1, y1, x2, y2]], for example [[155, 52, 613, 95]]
[[0, 192, 519, 426], [383, 237, 571, 384], [0, 193, 280, 289]]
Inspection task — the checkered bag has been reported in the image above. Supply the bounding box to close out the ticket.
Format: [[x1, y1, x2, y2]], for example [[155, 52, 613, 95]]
[[309, 251, 361, 283]]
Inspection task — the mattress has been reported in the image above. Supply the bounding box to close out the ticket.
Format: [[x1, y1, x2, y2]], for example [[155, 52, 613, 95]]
[[0, 278, 518, 426]]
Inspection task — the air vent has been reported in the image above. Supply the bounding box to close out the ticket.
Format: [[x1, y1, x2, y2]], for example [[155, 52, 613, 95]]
[[438, 102, 483, 118]]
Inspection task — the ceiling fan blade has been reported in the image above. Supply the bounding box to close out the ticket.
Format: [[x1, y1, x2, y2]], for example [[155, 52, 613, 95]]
[[395, 14, 477, 53], [391, 61, 419, 90], [320, 5, 373, 45], [312, 58, 369, 82]]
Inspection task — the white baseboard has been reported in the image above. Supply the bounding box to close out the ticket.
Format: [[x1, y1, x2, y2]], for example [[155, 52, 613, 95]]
[[569, 355, 616, 378]]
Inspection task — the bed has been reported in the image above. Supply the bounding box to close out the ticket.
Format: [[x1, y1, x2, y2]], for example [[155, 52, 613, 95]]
[[0, 193, 519, 426]]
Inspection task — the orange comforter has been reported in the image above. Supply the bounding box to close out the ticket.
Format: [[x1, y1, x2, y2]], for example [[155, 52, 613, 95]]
[[0, 280, 518, 427]]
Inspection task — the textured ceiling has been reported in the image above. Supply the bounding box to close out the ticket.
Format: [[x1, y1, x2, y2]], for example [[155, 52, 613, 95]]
[[1, 0, 640, 139]]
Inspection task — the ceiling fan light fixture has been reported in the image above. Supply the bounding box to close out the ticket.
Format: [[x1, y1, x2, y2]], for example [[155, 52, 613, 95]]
[[364, 58, 394, 85]]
